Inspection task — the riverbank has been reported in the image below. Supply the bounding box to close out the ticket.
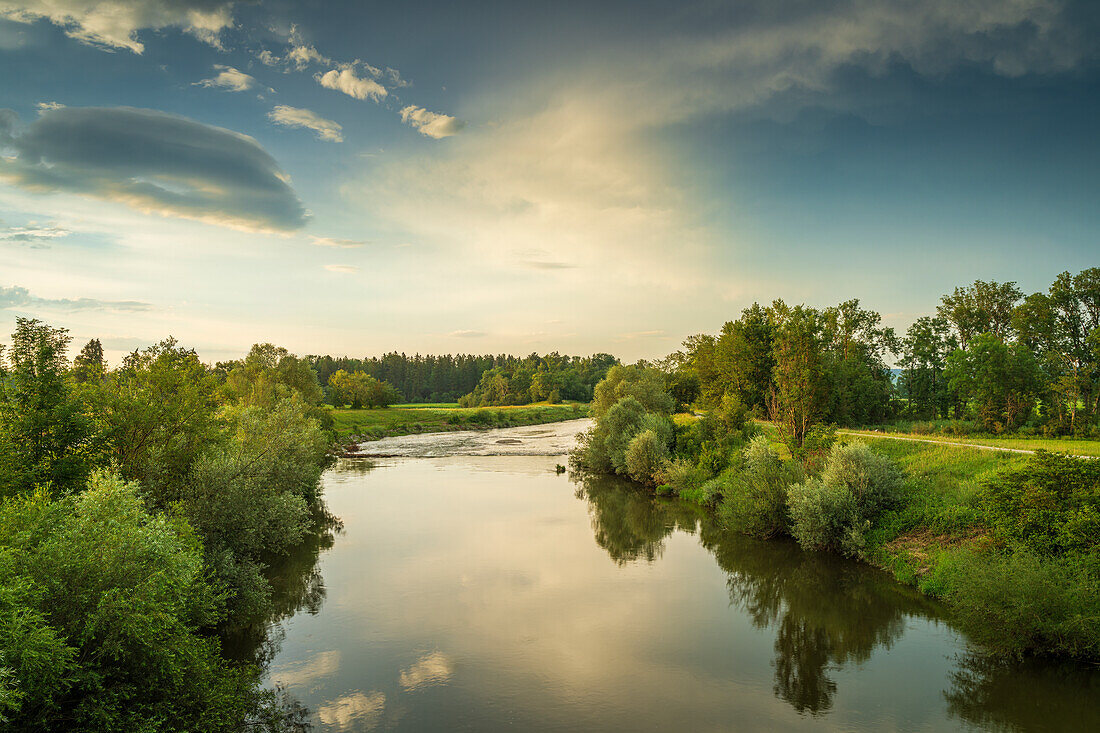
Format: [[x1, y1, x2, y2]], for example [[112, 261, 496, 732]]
[[331, 402, 587, 442], [673, 422, 1100, 661]]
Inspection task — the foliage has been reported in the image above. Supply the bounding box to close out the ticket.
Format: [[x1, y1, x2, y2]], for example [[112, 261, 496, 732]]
[[327, 369, 400, 409], [787, 442, 902, 555], [933, 550, 1100, 659], [945, 332, 1044, 432], [978, 451, 1100, 557], [0, 473, 262, 731], [590, 364, 675, 417], [625, 429, 670, 486], [0, 319, 92, 497], [718, 436, 804, 537]]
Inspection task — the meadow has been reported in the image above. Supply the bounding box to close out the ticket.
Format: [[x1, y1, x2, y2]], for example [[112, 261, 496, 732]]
[[331, 401, 587, 441]]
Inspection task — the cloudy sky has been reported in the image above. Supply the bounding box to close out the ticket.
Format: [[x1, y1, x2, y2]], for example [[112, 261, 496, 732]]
[[1, 0, 1098, 363]]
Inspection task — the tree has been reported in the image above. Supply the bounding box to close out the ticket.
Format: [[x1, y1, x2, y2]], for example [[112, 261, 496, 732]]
[[937, 280, 1023, 348], [899, 316, 956, 419], [71, 338, 105, 383], [945, 332, 1043, 431], [769, 303, 828, 452], [590, 365, 674, 418], [0, 319, 91, 496]]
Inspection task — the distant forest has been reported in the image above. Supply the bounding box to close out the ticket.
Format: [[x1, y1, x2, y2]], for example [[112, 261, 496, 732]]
[[305, 352, 619, 404]]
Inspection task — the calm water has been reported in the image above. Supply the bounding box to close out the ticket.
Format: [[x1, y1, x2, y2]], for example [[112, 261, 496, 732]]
[[230, 425, 1100, 732]]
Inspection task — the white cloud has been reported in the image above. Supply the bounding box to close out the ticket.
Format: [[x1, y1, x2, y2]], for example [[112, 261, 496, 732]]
[[268, 105, 343, 142], [399, 105, 463, 138], [36, 101, 65, 112], [324, 264, 358, 274], [256, 49, 279, 66], [286, 44, 330, 69], [316, 68, 387, 101], [196, 65, 255, 92], [448, 329, 486, 338], [0, 0, 235, 53], [310, 236, 368, 248]]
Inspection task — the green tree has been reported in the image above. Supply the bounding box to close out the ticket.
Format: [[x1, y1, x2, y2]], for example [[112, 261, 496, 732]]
[[0, 319, 91, 496], [945, 332, 1043, 431], [71, 338, 105, 383], [937, 279, 1023, 348], [769, 302, 828, 452]]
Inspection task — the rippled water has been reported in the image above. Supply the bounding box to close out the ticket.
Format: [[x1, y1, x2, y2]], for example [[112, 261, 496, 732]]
[[230, 425, 1100, 732]]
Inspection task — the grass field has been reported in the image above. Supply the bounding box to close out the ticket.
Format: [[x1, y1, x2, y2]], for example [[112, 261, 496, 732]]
[[331, 401, 587, 441], [838, 428, 1100, 457]]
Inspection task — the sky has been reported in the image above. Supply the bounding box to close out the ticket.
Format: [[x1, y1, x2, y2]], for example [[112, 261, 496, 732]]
[[1, 0, 1098, 364]]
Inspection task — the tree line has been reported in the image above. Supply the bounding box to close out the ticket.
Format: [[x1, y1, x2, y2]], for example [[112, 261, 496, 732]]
[[668, 268, 1100, 450], [1, 321, 332, 730]]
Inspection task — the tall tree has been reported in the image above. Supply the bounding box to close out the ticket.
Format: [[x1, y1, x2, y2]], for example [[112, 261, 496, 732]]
[[0, 318, 91, 496], [937, 280, 1023, 348]]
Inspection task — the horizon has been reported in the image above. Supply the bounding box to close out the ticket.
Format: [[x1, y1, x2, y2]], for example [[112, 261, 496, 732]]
[[2, 1, 1099, 365]]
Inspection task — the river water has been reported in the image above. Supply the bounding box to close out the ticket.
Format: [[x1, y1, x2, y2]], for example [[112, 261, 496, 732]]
[[236, 420, 1100, 731]]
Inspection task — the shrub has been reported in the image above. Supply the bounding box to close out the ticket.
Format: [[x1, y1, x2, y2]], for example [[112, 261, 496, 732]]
[[787, 442, 902, 555], [720, 436, 804, 538], [625, 430, 670, 486], [0, 474, 263, 730], [657, 458, 707, 497], [787, 477, 863, 554], [602, 397, 648, 474], [978, 451, 1100, 557], [935, 550, 1100, 660]]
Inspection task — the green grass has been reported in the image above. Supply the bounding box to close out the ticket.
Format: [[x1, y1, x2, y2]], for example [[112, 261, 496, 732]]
[[839, 428, 1100, 457], [331, 401, 588, 440]]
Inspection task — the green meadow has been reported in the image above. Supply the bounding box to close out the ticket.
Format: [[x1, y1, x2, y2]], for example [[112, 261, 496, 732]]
[[331, 401, 587, 441]]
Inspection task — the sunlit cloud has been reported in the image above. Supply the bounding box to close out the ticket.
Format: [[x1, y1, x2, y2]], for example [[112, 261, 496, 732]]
[[316, 67, 387, 101], [311, 236, 368, 248], [0, 106, 308, 232], [399, 105, 464, 138], [196, 65, 256, 92], [449, 329, 486, 338], [0, 222, 70, 244], [269, 105, 343, 142], [324, 264, 358, 274], [286, 44, 331, 69], [0, 0, 235, 53]]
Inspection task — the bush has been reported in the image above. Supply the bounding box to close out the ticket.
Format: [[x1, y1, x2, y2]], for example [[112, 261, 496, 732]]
[[625, 430, 670, 486], [720, 436, 804, 538], [787, 442, 902, 555], [935, 550, 1100, 660], [978, 451, 1100, 557], [0, 473, 264, 730], [657, 458, 707, 497]]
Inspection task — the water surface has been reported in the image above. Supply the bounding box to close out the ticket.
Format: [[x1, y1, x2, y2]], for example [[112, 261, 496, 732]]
[[236, 427, 1100, 732]]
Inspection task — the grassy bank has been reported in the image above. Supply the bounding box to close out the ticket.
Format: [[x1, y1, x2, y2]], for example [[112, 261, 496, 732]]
[[738, 429, 1099, 660], [839, 428, 1100, 457], [619, 413, 1100, 660], [332, 401, 587, 441]]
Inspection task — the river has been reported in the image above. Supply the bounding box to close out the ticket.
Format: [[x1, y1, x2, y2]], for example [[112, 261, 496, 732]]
[[231, 420, 1100, 731]]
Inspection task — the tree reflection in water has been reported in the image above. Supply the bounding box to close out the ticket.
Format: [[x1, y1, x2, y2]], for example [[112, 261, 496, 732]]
[[221, 502, 345, 668], [945, 653, 1100, 731], [574, 469, 938, 717], [573, 470, 702, 565]]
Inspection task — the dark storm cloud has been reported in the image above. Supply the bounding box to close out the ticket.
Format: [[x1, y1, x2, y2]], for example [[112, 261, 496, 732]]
[[0, 285, 153, 312], [0, 106, 308, 231]]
